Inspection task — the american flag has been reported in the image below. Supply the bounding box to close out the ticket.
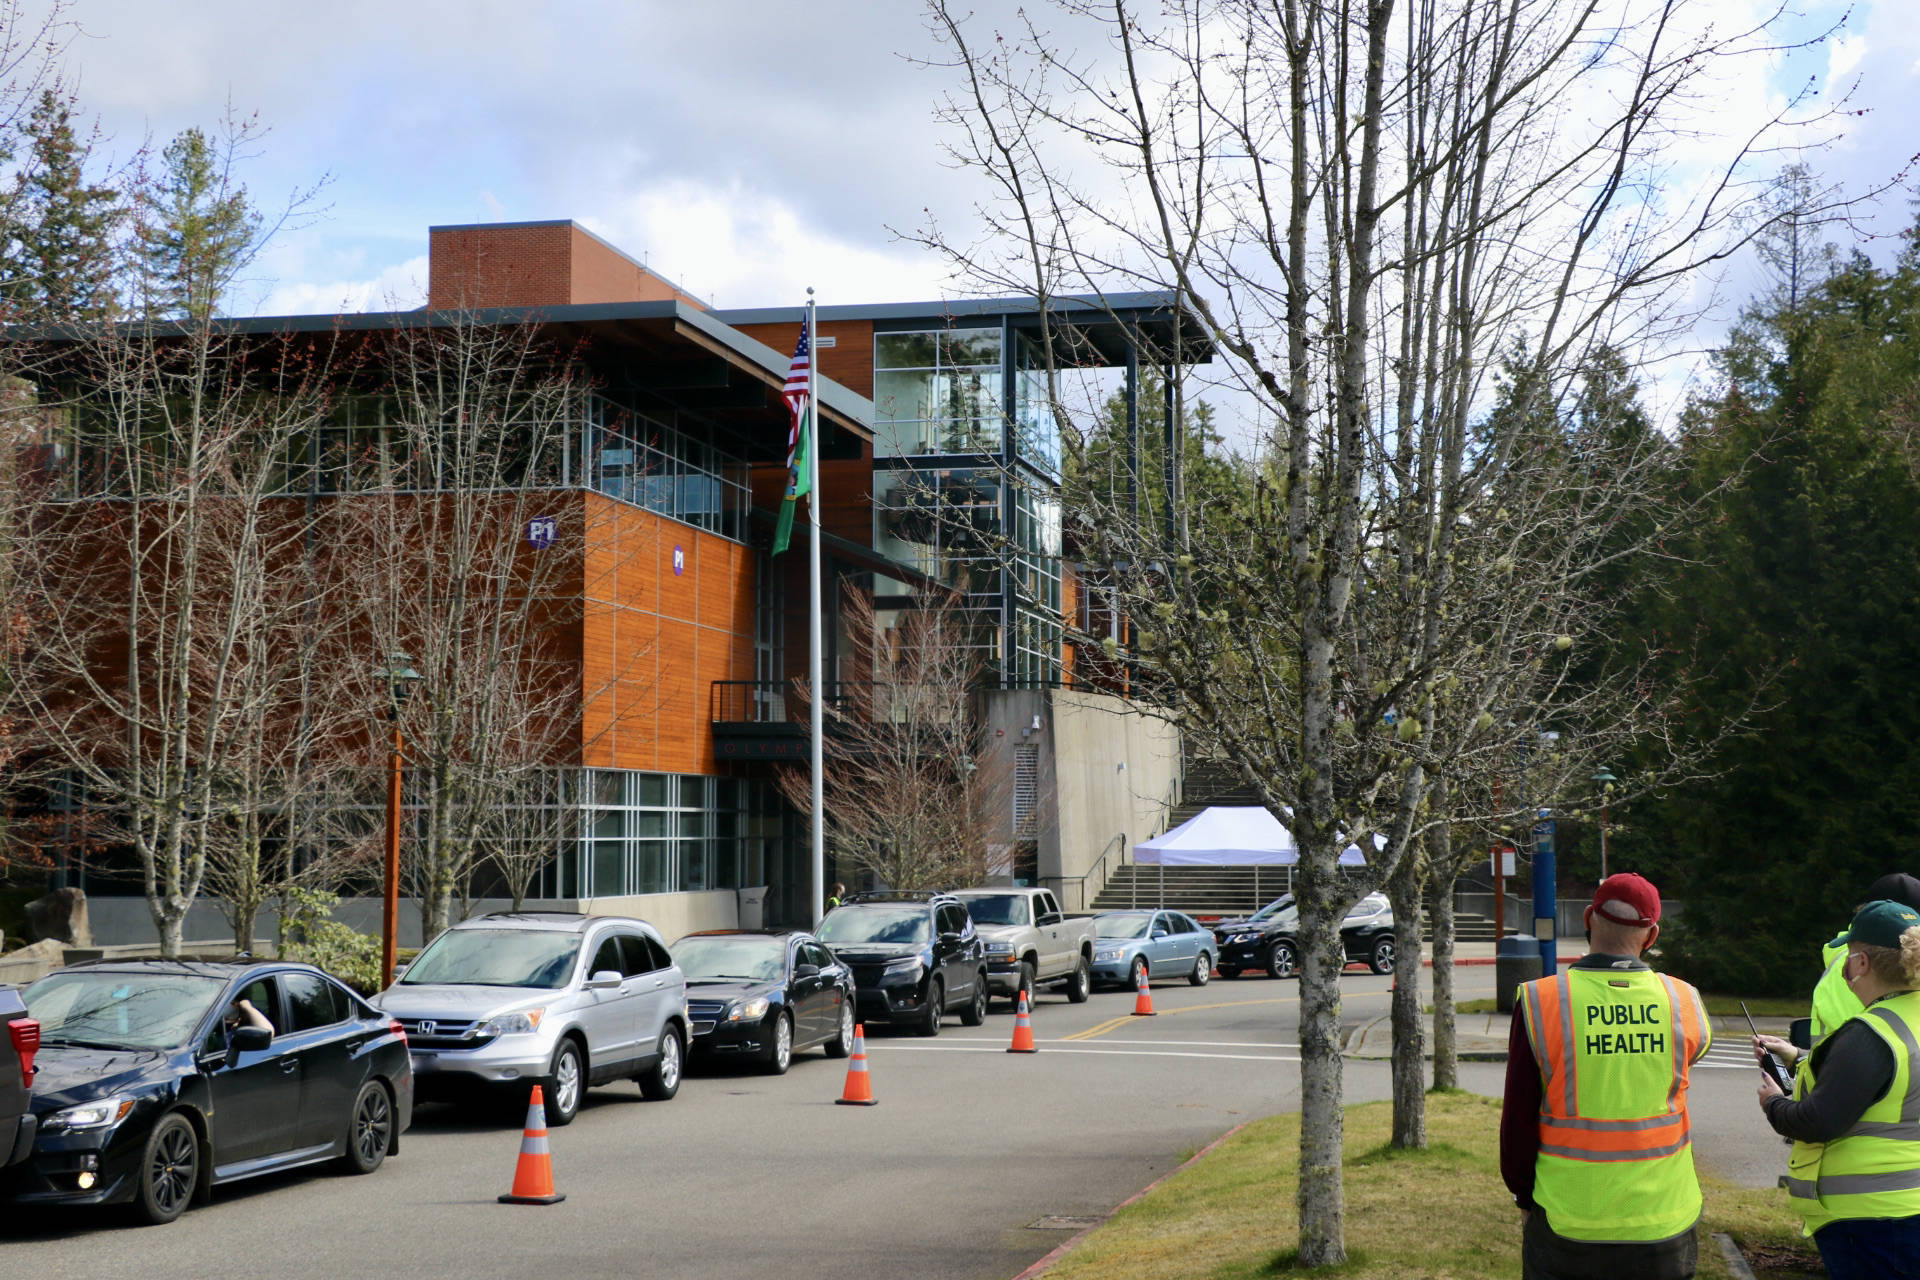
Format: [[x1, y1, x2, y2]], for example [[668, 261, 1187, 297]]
[[783, 328, 811, 480]]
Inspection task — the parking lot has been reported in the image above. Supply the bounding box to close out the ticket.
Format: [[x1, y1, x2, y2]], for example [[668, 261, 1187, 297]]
[[2, 963, 1795, 1280]]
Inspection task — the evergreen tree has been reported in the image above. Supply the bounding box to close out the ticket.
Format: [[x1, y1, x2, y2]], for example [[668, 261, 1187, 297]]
[[135, 126, 258, 323], [1, 89, 119, 321], [1615, 222, 1920, 994]]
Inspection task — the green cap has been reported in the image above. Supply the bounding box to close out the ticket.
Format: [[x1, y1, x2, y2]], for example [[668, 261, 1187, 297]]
[[1840, 899, 1920, 949]]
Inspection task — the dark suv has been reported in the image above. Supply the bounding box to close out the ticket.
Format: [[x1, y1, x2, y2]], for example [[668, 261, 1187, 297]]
[[815, 891, 990, 1036], [1211, 892, 1398, 979]]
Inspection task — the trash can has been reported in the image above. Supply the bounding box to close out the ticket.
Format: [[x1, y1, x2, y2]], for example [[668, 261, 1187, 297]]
[[1495, 934, 1543, 1014], [736, 886, 769, 930]]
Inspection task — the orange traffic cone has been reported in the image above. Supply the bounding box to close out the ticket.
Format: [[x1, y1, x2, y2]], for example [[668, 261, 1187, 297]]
[[1132, 964, 1157, 1016], [498, 1084, 565, 1205], [835, 1023, 879, 1106], [1007, 989, 1038, 1053]]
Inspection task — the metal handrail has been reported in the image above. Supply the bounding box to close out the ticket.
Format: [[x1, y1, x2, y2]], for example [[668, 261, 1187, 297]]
[[1043, 831, 1127, 913]]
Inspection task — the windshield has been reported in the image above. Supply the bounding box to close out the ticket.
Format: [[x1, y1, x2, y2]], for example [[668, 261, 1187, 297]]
[[402, 929, 581, 989], [959, 894, 1031, 927], [24, 971, 226, 1051], [1095, 913, 1152, 940], [1251, 896, 1296, 923], [817, 907, 931, 946], [675, 936, 785, 983]]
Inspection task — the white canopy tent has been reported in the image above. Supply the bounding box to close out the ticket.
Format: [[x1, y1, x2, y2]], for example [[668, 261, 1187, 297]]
[[1135, 806, 1298, 866], [1128, 807, 1370, 907]]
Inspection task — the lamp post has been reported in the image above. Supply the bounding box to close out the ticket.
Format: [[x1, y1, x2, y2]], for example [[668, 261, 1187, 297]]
[[1592, 767, 1617, 882], [1532, 730, 1561, 973], [378, 652, 422, 990]]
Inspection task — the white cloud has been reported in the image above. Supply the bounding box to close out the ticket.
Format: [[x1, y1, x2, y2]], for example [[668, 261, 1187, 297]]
[[587, 181, 950, 311], [251, 255, 429, 317], [1828, 33, 1870, 93]]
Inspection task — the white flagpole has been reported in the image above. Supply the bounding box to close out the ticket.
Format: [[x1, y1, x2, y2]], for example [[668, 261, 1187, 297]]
[[806, 291, 825, 925]]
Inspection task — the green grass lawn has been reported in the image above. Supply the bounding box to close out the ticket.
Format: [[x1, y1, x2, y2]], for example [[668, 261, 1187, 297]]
[[1034, 1092, 1818, 1279]]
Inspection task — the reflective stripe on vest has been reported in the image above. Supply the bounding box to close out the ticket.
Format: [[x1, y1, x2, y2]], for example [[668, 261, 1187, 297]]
[[1810, 939, 1862, 1048], [1787, 991, 1920, 1235], [1519, 968, 1711, 1243]]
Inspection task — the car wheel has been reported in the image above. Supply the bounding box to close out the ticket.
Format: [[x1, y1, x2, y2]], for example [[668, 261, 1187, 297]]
[[136, 1112, 199, 1226], [1190, 951, 1213, 987], [961, 973, 989, 1026], [825, 999, 855, 1059], [1369, 936, 1396, 975], [763, 1011, 793, 1076], [1266, 941, 1299, 980], [336, 1080, 393, 1175], [1010, 961, 1036, 1007], [918, 978, 945, 1037], [1066, 955, 1092, 1004], [543, 1038, 585, 1126], [1128, 955, 1149, 990], [1219, 966, 1242, 980], [639, 1026, 684, 1100]]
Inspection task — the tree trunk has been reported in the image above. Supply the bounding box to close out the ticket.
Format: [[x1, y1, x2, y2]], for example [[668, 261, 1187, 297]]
[[1295, 900, 1347, 1266], [1388, 850, 1427, 1149], [1429, 840, 1461, 1091]]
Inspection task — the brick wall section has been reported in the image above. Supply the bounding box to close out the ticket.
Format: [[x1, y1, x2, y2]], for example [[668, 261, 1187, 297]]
[[427, 221, 706, 311]]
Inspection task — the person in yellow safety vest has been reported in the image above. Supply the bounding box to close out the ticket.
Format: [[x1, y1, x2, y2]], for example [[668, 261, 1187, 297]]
[[1500, 873, 1712, 1280], [1810, 873, 1920, 1048], [1756, 898, 1920, 1279]]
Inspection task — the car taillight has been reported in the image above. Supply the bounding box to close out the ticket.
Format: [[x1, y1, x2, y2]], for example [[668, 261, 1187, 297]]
[[388, 1019, 407, 1045], [7, 1018, 39, 1090]]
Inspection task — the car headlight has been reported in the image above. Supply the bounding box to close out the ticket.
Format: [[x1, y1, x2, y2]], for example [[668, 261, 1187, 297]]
[[479, 1009, 545, 1037], [1229, 933, 1256, 945], [1094, 946, 1126, 962], [883, 957, 924, 978], [984, 941, 1015, 956], [45, 1097, 134, 1131], [726, 997, 771, 1022]]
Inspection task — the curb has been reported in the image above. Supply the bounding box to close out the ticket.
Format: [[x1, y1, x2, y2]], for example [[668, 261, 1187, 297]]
[[1340, 1012, 1510, 1063], [1424, 955, 1581, 968], [1009, 1121, 1252, 1280], [1712, 1232, 1759, 1280]]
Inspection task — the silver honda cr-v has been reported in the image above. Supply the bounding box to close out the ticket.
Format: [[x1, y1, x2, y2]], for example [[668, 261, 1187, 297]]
[[373, 912, 688, 1125]]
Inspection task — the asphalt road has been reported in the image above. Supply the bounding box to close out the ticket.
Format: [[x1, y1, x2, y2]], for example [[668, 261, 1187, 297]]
[[0, 963, 1794, 1279]]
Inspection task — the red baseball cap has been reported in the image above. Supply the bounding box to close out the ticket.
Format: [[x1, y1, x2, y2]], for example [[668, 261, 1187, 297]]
[[1586, 873, 1661, 929]]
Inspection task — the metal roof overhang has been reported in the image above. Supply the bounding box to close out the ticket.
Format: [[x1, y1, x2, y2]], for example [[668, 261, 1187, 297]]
[[16, 300, 874, 465]]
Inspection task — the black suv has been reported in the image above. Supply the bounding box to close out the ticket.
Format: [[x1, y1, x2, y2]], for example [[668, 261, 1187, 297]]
[[815, 891, 990, 1036], [1211, 892, 1398, 979]]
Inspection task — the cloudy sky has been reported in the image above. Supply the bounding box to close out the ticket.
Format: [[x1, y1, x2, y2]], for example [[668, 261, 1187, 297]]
[[29, 0, 1920, 428]]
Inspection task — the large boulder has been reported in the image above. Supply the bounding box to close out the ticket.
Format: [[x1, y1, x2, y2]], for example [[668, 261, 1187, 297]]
[[25, 887, 91, 947]]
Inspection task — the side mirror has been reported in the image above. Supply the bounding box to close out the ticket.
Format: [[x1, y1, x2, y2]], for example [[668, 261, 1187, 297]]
[[225, 1025, 271, 1065], [391, 964, 408, 981], [586, 970, 623, 990], [939, 931, 963, 944], [794, 963, 821, 979], [1039, 913, 1062, 926], [1151, 928, 1169, 939]]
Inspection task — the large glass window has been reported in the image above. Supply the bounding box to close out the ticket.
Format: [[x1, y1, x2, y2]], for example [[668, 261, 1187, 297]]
[[587, 394, 750, 542], [1014, 333, 1062, 477], [874, 327, 1005, 457], [562, 769, 755, 898]]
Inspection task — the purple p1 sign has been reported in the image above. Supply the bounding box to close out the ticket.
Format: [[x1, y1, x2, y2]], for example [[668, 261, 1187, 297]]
[[526, 516, 557, 550]]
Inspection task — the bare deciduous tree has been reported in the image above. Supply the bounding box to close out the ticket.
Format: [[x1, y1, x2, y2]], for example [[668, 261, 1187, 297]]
[[779, 586, 1009, 893], [920, 0, 1835, 1261]]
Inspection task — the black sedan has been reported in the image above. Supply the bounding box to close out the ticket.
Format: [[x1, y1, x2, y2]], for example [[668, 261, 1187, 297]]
[[1211, 892, 1399, 978], [678, 930, 856, 1074], [2, 958, 412, 1225]]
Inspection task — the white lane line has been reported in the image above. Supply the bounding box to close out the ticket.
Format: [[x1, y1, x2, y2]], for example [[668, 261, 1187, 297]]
[[874, 1044, 1301, 1063]]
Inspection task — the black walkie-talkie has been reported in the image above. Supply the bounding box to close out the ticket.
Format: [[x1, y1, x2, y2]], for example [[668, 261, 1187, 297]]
[[1744, 1001, 1795, 1093]]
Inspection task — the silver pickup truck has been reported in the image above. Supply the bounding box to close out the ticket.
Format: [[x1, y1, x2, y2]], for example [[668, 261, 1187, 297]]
[[950, 888, 1094, 1006]]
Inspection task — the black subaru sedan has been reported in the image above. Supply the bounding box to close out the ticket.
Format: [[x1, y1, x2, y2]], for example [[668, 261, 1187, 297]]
[[679, 929, 856, 1074], [2, 959, 412, 1225]]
